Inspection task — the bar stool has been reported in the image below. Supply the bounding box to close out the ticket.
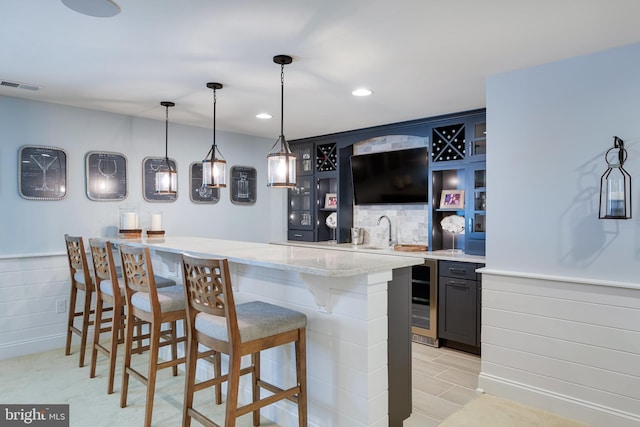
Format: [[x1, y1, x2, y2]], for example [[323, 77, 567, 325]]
[[119, 243, 187, 427], [64, 234, 113, 368], [181, 254, 308, 427], [88, 239, 178, 394]]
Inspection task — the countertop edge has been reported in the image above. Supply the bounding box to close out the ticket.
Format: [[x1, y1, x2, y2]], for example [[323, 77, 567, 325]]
[[272, 240, 486, 264]]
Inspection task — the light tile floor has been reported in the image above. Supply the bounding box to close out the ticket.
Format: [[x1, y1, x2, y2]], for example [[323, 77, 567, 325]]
[[404, 342, 481, 426]]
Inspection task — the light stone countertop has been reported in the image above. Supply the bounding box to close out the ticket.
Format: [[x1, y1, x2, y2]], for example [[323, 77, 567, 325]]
[[114, 236, 424, 277], [273, 240, 486, 264]]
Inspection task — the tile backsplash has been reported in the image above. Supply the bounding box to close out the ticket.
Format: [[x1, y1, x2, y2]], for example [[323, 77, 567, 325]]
[[352, 135, 429, 247]]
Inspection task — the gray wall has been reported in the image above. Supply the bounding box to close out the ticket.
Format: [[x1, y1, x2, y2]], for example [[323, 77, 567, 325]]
[[487, 42, 640, 283], [480, 41, 640, 426], [0, 96, 287, 256]]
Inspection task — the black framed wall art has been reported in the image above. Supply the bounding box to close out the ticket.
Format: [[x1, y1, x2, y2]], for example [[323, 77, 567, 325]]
[[189, 162, 219, 204], [230, 166, 257, 205], [85, 151, 127, 201], [18, 145, 68, 200], [142, 157, 178, 202]]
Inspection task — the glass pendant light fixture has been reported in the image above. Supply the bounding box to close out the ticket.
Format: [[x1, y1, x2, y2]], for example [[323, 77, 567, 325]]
[[599, 136, 632, 219], [202, 82, 226, 188], [155, 101, 178, 194], [267, 54, 297, 188]]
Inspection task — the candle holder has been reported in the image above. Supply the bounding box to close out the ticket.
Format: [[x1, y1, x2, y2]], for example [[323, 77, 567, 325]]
[[146, 212, 165, 238], [119, 207, 141, 239]]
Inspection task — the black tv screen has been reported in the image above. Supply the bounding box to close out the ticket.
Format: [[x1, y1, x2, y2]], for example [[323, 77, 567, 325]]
[[350, 147, 428, 205]]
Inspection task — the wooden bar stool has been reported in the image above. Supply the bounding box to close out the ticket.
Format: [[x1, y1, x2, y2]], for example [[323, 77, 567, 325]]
[[64, 234, 113, 368], [119, 244, 187, 427], [181, 254, 308, 427], [88, 239, 177, 394]]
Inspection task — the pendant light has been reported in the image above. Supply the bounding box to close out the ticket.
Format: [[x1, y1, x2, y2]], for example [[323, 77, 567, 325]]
[[267, 54, 297, 188], [155, 101, 177, 194], [202, 82, 226, 188]]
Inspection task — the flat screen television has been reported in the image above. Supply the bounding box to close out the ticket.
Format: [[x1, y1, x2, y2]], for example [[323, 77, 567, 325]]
[[350, 147, 428, 205]]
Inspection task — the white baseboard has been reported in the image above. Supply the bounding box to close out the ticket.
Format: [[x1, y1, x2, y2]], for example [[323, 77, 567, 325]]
[[478, 373, 640, 427], [0, 333, 67, 361]]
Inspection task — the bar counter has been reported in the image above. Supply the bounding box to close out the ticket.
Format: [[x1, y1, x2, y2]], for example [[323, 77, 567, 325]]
[[113, 236, 423, 427]]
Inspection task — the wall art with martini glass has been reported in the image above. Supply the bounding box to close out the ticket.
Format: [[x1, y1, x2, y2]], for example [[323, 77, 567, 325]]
[[189, 162, 220, 204], [18, 145, 68, 200], [142, 157, 178, 202], [85, 151, 127, 201]]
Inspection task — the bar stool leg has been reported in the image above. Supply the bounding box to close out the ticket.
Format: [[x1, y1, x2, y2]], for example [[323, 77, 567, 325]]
[[78, 287, 93, 367], [296, 328, 308, 427], [252, 352, 261, 426], [89, 296, 104, 379], [106, 305, 123, 394], [225, 352, 241, 427], [182, 332, 199, 427], [144, 321, 161, 427], [65, 283, 78, 357], [120, 309, 135, 409]]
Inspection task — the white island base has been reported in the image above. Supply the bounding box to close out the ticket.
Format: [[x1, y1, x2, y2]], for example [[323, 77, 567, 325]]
[[119, 237, 421, 427]]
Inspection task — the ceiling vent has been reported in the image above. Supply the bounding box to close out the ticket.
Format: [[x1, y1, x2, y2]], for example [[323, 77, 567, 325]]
[[1, 80, 41, 91]]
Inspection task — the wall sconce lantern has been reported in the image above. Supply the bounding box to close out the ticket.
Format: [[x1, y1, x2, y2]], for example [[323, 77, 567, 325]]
[[599, 136, 631, 219], [202, 82, 226, 188], [155, 101, 178, 194], [267, 54, 297, 188]]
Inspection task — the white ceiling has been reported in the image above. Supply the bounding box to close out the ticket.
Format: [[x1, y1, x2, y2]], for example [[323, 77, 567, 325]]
[[3, 0, 640, 141]]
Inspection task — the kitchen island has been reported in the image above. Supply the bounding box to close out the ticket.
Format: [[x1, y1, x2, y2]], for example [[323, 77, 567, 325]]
[[113, 236, 423, 427]]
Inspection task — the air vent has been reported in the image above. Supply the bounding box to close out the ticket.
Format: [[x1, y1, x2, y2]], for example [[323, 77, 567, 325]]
[[1, 80, 41, 91]]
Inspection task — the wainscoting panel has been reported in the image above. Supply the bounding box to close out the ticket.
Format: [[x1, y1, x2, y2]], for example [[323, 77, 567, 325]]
[[479, 270, 640, 427], [0, 254, 70, 359]]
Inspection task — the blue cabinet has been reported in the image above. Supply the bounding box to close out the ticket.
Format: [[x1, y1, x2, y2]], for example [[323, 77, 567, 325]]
[[428, 113, 486, 255], [287, 140, 353, 242], [287, 143, 314, 241]]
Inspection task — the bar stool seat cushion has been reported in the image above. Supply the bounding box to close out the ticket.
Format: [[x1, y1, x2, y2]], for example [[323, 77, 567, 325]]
[[195, 301, 306, 343], [74, 266, 124, 285], [130, 285, 185, 313], [73, 270, 92, 285], [100, 275, 176, 297]]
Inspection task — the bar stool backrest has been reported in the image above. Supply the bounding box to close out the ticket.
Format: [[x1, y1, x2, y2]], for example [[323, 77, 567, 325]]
[[181, 254, 239, 346], [64, 234, 92, 289], [119, 244, 160, 315], [88, 239, 121, 306]]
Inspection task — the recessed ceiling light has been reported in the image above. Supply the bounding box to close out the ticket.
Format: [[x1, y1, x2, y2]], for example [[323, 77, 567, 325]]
[[61, 0, 121, 18], [352, 88, 372, 97], [256, 113, 272, 119]]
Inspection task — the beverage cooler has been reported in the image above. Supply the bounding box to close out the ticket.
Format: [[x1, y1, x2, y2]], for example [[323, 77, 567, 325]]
[[411, 260, 438, 346]]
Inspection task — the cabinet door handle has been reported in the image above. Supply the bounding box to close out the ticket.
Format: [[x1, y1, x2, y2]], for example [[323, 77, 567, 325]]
[[447, 281, 469, 288], [293, 233, 303, 238]]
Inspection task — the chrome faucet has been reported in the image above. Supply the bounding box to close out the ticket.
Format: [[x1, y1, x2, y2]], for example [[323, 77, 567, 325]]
[[377, 215, 393, 246]]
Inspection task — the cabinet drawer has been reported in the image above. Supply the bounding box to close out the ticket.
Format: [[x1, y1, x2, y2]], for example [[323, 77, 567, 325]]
[[439, 261, 479, 280], [288, 230, 314, 241]]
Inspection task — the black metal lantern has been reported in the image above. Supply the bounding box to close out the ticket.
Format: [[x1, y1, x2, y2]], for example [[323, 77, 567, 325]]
[[155, 101, 177, 194], [202, 82, 226, 188], [267, 55, 297, 188], [599, 136, 631, 219]]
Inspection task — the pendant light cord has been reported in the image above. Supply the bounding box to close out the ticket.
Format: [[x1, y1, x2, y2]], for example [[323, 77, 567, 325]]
[[280, 62, 285, 138], [164, 104, 169, 162], [212, 87, 217, 152]]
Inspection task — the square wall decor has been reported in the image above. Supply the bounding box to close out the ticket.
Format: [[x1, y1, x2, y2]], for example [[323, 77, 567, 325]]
[[85, 151, 127, 201], [189, 162, 219, 203], [18, 145, 68, 200], [142, 157, 177, 202], [230, 166, 257, 205]]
